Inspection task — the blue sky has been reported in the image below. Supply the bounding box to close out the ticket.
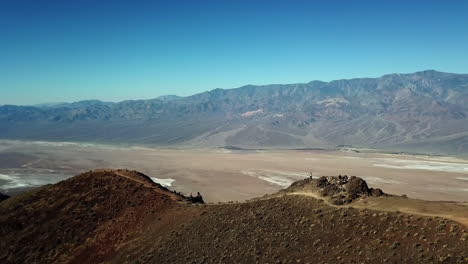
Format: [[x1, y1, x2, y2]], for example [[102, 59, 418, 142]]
[[1, 0, 468, 105]]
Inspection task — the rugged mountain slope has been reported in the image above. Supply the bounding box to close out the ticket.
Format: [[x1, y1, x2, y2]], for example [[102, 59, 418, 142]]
[[0, 170, 467, 263], [1, 70, 468, 155]]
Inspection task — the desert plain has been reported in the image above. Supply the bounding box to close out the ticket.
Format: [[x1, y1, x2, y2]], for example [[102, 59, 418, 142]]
[[0, 139, 467, 203]]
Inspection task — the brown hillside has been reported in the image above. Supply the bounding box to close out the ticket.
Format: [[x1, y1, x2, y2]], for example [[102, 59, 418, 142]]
[[0, 169, 202, 264], [0, 170, 467, 264]]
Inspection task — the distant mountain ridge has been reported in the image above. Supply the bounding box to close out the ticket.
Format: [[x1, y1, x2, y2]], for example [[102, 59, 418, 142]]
[[1, 70, 467, 156]]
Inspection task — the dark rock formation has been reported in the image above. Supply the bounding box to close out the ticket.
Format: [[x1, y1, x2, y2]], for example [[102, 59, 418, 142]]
[[287, 175, 386, 205], [315, 175, 385, 204], [188, 192, 205, 204], [0, 193, 9, 202], [345, 176, 370, 198], [371, 188, 384, 197]]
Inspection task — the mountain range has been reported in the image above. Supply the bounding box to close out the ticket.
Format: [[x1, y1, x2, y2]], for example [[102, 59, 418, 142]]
[[1, 70, 467, 156]]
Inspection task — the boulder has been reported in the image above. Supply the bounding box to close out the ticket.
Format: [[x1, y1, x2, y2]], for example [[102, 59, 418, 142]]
[[0, 192, 10, 202], [316, 176, 329, 188], [188, 192, 205, 204], [345, 176, 370, 197], [371, 188, 384, 197]]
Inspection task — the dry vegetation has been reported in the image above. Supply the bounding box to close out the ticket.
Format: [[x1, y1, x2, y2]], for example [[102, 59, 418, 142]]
[[1, 170, 467, 264]]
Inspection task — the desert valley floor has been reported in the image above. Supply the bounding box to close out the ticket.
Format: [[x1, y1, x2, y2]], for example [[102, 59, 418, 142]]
[[0, 140, 467, 203]]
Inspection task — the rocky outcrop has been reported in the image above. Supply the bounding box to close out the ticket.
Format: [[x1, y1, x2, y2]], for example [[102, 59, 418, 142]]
[[0, 193, 9, 202], [188, 192, 204, 204], [287, 175, 385, 205], [345, 176, 372, 197], [319, 175, 385, 205]]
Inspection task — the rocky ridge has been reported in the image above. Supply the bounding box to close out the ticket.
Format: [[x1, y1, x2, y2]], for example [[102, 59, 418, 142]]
[[0, 170, 467, 264]]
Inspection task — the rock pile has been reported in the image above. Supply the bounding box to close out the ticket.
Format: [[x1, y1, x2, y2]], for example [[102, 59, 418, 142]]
[[288, 174, 385, 205], [317, 175, 385, 205]]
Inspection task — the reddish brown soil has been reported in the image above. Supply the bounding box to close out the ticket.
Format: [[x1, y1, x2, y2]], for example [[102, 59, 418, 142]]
[[145, 196, 467, 264], [0, 170, 467, 264], [0, 169, 199, 264]]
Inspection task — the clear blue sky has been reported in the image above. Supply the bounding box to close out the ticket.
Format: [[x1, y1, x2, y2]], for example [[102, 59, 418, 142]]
[[1, 0, 467, 105]]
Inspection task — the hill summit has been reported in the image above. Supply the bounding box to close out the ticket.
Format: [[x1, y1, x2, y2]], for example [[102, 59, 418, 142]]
[[0, 169, 467, 263]]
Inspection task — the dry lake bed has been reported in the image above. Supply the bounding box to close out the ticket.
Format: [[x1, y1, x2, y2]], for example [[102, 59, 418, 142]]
[[0, 140, 467, 202]]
